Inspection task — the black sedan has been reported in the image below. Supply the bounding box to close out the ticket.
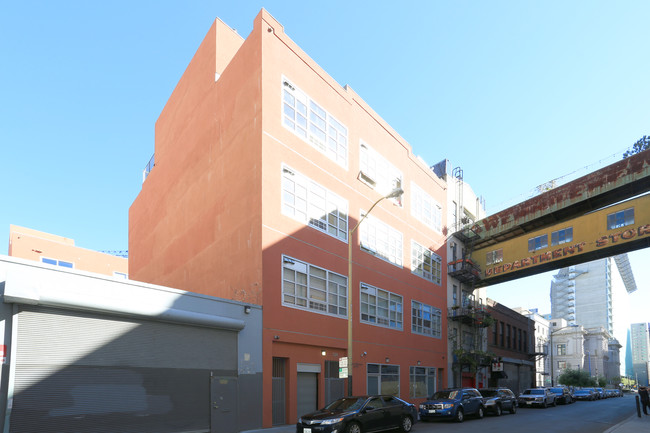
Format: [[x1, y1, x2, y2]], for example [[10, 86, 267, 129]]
[[480, 387, 518, 415], [548, 387, 573, 404], [296, 395, 418, 433]]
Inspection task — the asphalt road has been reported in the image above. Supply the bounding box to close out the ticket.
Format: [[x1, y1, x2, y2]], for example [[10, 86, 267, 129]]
[[412, 394, 637, 433]]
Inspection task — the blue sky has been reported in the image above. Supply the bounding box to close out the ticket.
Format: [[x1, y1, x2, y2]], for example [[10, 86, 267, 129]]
[[1, 2, 648, 346]]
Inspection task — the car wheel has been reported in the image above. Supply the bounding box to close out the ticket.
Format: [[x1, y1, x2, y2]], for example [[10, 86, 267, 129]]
[[400, 416, 413, 432], [345, 422, 362, 433], [510, 403, 517, 414], [477, 406, 484, 419], [495, 404, 502, 416], [552, 398, 556, 407], [542, 400, 548, 409], [455, 408, 464, 423]]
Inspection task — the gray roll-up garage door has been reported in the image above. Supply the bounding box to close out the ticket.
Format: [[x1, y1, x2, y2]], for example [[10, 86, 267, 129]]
[[9, 306, 238, 433]]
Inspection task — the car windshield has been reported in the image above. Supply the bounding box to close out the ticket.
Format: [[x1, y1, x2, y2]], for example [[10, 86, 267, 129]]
[[432, 390, 459, 399], [325, 397, 366, 411], [480, 390, 498, 397], [523, 389, 544, 395]]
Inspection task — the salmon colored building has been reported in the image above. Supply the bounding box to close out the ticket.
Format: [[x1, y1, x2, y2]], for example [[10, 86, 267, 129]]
[[129, 10, 449, 427], [8, 224, 128, 277]]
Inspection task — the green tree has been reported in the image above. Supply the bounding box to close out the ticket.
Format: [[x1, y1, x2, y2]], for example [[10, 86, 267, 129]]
[[623, 135, 650, 158], [557, 369, 596, 387], [597, 375, 607, 387]]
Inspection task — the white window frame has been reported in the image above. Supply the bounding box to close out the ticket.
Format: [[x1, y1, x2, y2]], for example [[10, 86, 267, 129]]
[[281, 165, 348, 242], [411, 300, 442, 338], [281, 256, 347, 317], [360, 283, 403, 330], [411, 241, 442, 285], [359, 142, 403, 205], [359, 212, 403, 267], [411, 182, 442, 232], [282, 77, 348, 167]]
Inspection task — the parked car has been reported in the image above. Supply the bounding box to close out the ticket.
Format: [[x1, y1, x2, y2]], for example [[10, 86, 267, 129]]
[[583, 387, 600, 399], [479, 387, 518, 415], [296, 395, 418, 433], [549, 386, 573, 404], [573, 388, 596, 401], [517, 388, 556, 408], [419, 388, 485, 422], [595, 387, 607, 399]]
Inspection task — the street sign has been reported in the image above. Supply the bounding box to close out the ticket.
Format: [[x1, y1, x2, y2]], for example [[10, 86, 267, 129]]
[[339, 357, 349, 378], [492, 362, 503, 372]]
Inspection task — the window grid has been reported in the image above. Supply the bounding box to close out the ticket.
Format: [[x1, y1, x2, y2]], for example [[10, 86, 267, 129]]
[[411, 183, 442, 232], [551, 227, 573, 246], [359, 143, 403, 201], [359, 213, 403, 266], [282, 79, 348, 167], [411, 241, 442, 284], [360, 283, 403, 329], [411, 301, 442, 338], [282, 166, 348, 241], [486, 249, 503, 265], [528, 234, 548, 252], [41, 257, 74, 269], [282, 256, 347, 317], [367, 364, 400, 396], [409, 366, 436, 398], [607, 208, 634, 230]]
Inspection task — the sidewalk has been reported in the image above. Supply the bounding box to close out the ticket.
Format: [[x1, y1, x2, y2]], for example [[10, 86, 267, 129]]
[[244, 414, 648, 433], [604, 412, 650, 433]]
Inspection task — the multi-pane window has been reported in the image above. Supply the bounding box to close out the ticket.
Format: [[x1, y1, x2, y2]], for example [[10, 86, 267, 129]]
[[41, 257, 73, 268], [411, 183, 442, 232], [282, 256, 347, 317], [607, 208, 634, 230], [360, 283, 403, 329], [486, 248, 503, 265], [528, 234, 548, 252], [411, 301, 442, 338], [551, 227, 573, 246], [558, 361, 567, 370], [557, 343, 567, 356], [411, 241, 442, 284], [409, 366, 436, 398], [281, 165, 348, 241], [367, 364, 399, 396], [359, 142, 403, 203], [282, 78, 348, 167], [359, 213, 403, 266]]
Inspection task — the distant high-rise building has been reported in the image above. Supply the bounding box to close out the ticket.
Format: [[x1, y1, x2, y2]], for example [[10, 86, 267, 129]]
[[550, 255, 635, 337], [630, 323, 650, 385]]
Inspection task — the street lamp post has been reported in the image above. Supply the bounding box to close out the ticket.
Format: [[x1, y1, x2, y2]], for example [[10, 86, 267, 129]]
[[347, 187, 404, 396]]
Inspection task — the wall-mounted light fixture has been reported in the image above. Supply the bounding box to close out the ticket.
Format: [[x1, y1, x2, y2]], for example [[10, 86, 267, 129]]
[[244, 306, 251, 314], [385, 357, 390, 363], [417, 360, 421, 366], [321, 350, 327, 356], [274, 335, 280, 340], [361, 351, 367, 357]]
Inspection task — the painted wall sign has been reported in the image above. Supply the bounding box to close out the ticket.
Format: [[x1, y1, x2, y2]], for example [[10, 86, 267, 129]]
[[473, 194, 650, 281]]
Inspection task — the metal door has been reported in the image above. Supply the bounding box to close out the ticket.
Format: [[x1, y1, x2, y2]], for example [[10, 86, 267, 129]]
[[211, 376, 237, 433], [296, 372, 318, 418]]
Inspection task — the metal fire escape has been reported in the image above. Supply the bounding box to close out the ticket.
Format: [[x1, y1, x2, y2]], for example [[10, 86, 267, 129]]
[[446, 167, 493, 382]]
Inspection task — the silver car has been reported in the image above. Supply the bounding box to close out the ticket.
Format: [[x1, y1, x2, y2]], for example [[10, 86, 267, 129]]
[[517, 388, 556, 408]]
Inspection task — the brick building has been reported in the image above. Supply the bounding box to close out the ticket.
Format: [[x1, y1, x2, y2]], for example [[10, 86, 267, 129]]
[[129, 10, 449, 427]]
